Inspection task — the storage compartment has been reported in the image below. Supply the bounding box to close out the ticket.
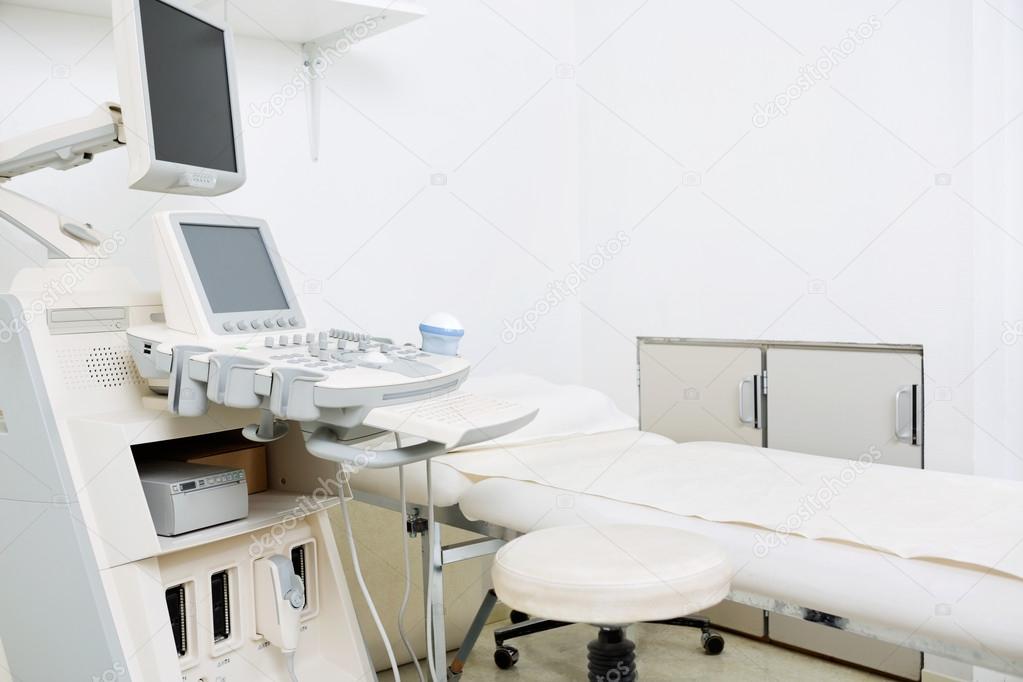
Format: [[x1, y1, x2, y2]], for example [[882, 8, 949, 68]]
[[133, 430, 268, 494]]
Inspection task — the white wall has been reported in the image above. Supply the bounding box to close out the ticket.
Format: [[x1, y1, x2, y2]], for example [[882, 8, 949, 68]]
[[0, 0, 582, 383], [575, 0, 1023, 481]]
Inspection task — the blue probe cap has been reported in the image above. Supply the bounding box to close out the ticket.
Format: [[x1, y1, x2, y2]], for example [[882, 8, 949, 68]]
[[419, 312, 464, 356]]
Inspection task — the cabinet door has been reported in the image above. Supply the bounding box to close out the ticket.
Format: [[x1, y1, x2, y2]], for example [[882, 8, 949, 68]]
[[765, 348, 923, 468], [638, 343, 768, 635], [639, 342, 763, 446], [765, 346, 923, 678]]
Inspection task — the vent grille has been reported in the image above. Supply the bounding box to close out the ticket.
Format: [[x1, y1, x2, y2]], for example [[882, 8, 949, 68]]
[[57, 345, 144, 390]]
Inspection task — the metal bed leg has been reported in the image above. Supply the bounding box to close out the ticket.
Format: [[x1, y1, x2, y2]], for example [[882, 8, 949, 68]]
[[422, 522, 447, 680], [447, 588, 498, 680]]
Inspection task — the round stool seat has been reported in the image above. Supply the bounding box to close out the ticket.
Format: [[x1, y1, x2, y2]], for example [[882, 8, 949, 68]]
[[492, 524, 731, 625]]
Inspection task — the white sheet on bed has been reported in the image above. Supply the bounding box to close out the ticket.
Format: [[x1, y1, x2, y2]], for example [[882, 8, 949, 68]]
[[347, 374, 647, 505], [459, 478, 1023, 666], [441, 437, 1023, 582], [456, 374, 638, 449]]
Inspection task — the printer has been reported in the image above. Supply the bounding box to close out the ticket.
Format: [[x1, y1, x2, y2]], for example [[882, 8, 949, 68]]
[[138, 461, 249, 536]]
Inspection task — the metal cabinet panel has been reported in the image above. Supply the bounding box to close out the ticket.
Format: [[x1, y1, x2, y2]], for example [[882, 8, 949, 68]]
[[765, 348, 923, 468], [770, 614, 922, 680], [639, 342, 763, 447], [638, 340, 766, 635]]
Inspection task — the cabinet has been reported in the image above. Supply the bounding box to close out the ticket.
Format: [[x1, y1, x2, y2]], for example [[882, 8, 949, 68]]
[[638, 338, 924, 680]]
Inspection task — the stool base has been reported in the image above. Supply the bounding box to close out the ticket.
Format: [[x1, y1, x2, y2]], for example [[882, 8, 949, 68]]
[[588, 627, 637, 682]]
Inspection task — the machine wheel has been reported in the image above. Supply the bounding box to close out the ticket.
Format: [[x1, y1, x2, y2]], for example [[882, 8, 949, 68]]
[[494, 645, 520, 669], [701, 631, 725, 655], [509, 610, 530, 624]]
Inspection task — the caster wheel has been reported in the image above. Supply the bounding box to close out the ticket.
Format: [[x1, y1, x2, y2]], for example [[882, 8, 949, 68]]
[[702, 631, 725, 655], [510, 610, 530, 624], [494, 645, 520, 669]]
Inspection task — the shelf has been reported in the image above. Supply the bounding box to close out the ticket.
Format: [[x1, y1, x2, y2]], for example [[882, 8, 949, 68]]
[[157, 489, 340, 555], [6, 0, 426, 45]]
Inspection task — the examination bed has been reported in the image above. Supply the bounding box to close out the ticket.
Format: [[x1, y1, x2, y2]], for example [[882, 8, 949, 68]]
[[347, 375, 1023, 676]]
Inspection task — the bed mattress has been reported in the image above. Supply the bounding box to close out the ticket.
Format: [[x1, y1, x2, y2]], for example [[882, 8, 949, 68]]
[[347, 428, 673, 507], [459, 477, 1023, 670]]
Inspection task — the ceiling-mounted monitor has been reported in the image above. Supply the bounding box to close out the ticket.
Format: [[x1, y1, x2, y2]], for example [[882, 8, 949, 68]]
[[113, 0, 245, 195]]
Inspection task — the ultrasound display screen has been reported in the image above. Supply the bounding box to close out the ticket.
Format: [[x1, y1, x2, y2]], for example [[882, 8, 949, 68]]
[[181, 224, 289, 313]]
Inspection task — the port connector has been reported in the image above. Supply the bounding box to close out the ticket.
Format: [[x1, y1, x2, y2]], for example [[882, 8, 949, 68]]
[[165, 584, 187, 657], [211, 571, 231, 643], [290, 545, 307, 609]]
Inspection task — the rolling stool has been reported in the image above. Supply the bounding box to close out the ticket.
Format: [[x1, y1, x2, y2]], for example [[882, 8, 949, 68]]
[[490, 524, 732, 680]]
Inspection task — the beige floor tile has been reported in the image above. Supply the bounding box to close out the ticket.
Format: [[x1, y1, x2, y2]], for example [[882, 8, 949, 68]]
[[378, 621, 889, 681]]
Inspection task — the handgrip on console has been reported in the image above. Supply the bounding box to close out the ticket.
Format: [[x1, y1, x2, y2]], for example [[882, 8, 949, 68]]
[[306, 426, 445, 469], [269, 367, 327, 422], [167, 345, 214, 417], [207, 354, 269, 408]]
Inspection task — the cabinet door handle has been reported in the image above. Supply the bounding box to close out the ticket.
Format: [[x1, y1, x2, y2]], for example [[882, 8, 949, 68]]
[[738, 376, 760, 429], [894, 385, 919, 445]]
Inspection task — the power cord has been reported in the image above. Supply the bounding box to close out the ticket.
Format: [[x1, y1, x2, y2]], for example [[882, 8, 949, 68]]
[[424, 460, 441, 682], [285, 651, 300, 682], [398, 464, 426, 682], [339, 465, 403, 681]]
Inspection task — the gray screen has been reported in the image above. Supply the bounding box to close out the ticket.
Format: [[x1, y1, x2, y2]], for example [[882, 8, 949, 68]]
[[181, 224, 289, 313], [139, 0, 238, 172]]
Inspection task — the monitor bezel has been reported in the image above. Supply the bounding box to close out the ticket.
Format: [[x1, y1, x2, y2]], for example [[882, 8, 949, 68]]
[[113, 0, 246, 196], [165, 212, 304, 335]]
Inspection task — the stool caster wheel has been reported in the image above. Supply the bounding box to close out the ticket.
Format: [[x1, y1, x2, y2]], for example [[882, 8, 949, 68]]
[[494, 645, 520, 669], [702, 630, 725, 655], [510, 610, 530, 624]]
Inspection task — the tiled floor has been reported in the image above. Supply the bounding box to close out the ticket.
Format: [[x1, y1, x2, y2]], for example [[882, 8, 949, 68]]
[[378, 621, 888, 681]]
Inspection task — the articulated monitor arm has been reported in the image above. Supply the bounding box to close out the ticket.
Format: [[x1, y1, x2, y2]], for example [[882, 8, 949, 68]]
[[0, 186, 109, 259], [0, 103, 123, 259]]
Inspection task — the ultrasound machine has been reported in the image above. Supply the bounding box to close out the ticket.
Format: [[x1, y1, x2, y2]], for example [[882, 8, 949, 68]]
[[0, 1, 533, 680]]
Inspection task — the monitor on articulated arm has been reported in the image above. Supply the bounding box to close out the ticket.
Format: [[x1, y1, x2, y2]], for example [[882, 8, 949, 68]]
[[0, 0, 246, 258], [112, 0, 246, 195]]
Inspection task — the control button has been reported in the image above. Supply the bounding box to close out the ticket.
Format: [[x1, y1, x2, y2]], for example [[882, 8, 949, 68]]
[[265, 318, 274, 328], [290, 317, 299, 327], [223, 321, 236, 332], [265, 337, 275, 348], [252, 319, 262, 329], [237, 320, 249, 331], [276, 318, 286, 328]]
